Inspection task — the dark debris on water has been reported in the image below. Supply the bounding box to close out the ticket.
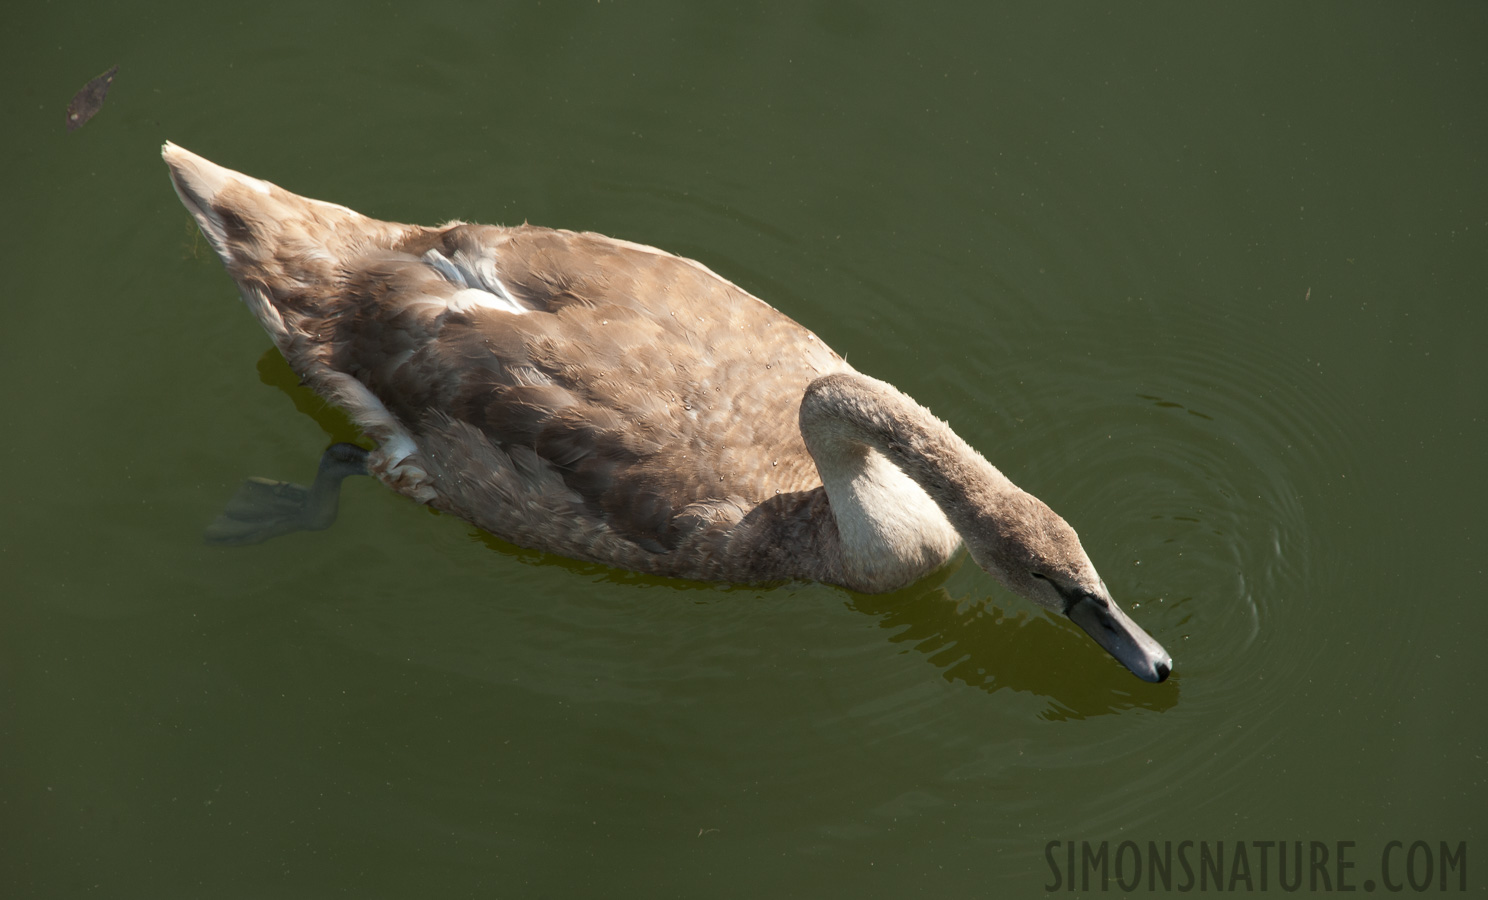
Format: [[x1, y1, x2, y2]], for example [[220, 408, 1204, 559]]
[[66, 64, 119, 132]]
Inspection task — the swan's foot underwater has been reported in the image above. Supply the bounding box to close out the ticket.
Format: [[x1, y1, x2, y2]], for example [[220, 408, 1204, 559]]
[[204, 443, 370, 546]]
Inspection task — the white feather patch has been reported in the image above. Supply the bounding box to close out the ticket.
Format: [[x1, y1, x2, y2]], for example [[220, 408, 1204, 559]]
[[423, 249, 527, 314], [447, 287, 527, 315]]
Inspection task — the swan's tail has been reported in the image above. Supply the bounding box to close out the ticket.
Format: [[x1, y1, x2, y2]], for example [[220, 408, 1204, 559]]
[[165, 141, 281, 262], [163, 142, 404, 269], [162, 142, 422, 343], [162, 142, 442, 494]]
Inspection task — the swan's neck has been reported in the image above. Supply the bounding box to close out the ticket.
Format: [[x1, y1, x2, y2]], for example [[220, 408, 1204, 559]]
[[800, 372, 1016, 593]]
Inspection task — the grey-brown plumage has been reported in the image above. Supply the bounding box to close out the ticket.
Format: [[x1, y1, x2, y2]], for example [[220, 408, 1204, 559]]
[[163, 142, 1172, 682]]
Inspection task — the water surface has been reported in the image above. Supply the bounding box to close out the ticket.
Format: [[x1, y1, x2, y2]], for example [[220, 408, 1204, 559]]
[[3, 2, 1484, 896]]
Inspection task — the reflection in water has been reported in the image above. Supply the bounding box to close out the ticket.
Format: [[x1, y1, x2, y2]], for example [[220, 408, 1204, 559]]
[[849, 580, 1178, 721], [256, 348, 365, 445]]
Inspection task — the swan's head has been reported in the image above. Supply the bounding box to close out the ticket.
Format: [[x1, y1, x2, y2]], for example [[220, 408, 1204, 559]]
[[969, 491, 1173, 683]]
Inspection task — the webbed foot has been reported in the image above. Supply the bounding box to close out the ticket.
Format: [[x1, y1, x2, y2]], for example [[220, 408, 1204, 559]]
[[205, 443, 370, 546]]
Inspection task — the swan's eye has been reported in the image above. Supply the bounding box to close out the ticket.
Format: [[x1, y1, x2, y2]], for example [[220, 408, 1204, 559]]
[[1030, 572, 1049, 581]]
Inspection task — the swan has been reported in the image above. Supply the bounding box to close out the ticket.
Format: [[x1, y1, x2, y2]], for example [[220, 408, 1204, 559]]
[[162, 142, 1172, 683]]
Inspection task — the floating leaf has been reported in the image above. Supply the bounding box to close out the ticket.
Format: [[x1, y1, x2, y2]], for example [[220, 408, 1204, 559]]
[[66, 64, 119, 132]]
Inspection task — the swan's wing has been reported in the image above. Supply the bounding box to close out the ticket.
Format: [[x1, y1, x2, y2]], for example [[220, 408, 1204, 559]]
[[310, 225, 847, 557]]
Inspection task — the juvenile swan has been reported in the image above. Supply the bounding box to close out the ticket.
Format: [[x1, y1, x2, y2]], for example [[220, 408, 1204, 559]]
[[163, 143, 1172, 682]]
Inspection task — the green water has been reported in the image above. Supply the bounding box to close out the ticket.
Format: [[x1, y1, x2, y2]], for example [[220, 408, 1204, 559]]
[[3, 2, 1484, 897]]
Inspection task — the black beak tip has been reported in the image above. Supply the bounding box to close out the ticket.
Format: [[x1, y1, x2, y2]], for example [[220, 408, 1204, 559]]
[[1152, 659, 1171, 683]]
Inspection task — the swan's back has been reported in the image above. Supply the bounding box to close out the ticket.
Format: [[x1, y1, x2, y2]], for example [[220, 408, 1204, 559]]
[[164, 144, 855, 583]]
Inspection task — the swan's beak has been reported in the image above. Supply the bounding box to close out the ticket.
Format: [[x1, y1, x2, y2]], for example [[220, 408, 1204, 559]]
[[1064, 590, 1173, 683]]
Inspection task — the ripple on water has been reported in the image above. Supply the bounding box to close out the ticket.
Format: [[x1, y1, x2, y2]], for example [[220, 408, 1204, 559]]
[[918, 293, 1375, 823]]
